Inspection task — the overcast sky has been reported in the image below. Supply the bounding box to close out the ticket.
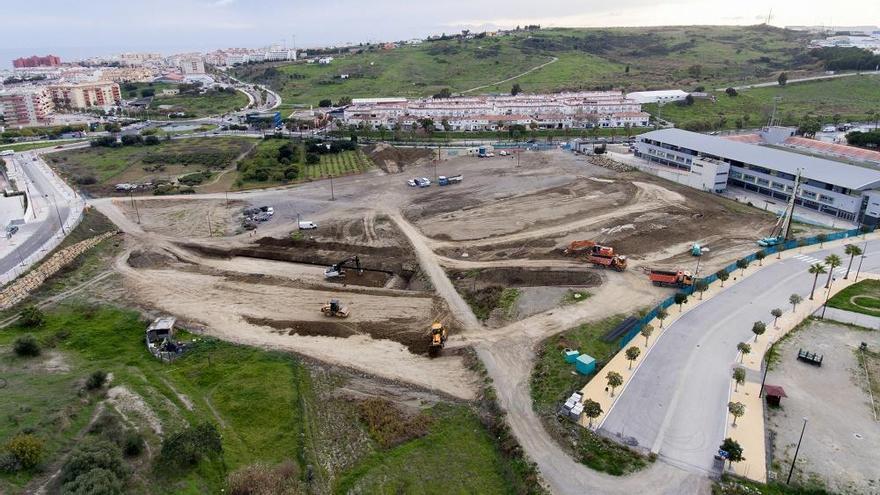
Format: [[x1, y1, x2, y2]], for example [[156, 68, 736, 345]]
[[1, 0, 878, 64]]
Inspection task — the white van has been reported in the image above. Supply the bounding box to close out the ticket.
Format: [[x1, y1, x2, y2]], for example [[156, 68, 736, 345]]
[[0, 150, 14, 156], [298, 221, 318, 230]]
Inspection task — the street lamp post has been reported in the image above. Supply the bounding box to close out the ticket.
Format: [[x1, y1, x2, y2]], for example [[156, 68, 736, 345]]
[[855, 243, 868, 282], [48, 194, 66, 235], [821, 276, 835, 319], [786, 417, 808, 484]]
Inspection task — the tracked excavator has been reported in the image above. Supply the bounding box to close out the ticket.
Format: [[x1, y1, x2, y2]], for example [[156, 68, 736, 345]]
[[324, 256, 362, 279]]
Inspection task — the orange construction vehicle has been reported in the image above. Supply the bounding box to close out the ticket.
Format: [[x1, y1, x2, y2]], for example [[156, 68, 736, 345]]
[[648, 270, 694, 288], [564, 240, 616, 257], [589, 254, 627, 271]]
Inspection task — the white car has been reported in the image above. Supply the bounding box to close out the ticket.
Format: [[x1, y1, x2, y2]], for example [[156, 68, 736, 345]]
[[407, 179, 417, 187]]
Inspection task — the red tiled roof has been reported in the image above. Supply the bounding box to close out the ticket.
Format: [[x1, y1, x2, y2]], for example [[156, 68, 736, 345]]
[[763, 385, 787, 398], [723, 134, 764, 144], [784, 136, 880, 163]]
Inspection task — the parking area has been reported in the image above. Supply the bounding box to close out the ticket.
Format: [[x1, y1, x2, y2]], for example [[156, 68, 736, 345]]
[[767, 320, 880, 493]]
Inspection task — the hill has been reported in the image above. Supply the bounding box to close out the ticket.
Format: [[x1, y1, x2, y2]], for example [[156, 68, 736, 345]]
[[232, 25, 817, 106]]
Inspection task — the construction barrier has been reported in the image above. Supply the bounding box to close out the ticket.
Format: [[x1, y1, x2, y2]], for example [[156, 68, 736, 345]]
[[619, 226, 872, 348]]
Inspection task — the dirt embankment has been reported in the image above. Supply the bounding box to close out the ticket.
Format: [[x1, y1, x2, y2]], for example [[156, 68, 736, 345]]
[[367, 144, 433, 174], [449, 268, 603, 288]]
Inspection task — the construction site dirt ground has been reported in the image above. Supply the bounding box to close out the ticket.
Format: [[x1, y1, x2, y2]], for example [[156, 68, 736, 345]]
[[95, 148, 804, 401]]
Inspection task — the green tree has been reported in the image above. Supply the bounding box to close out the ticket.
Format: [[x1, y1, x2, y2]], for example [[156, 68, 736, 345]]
[[790, 293, 803, 312], [5, 434, 43, 469], [511, 83, 522, 96], [771, 308, 783, 327], [61, 439, 127, 485], [756, 250, 766, 266], [824, 254, 841, 288], [737, 342, 751, 363], [640, 324, 654, 346], [625, 346, 641, 369], [751, 321, 766, 342], [657, 308, 669, 328], [19, 306, 45, 327], [674, 292, 688, 312], [817, 233, 827, 247], [736, 258, 749, 276], [778, 72, 788, 86], [606, 371, 623, 397], [582, 399, 602, 427], [844, 244, 863, 279], [13, 334, 40, 357], [728, 401, 745, 426], [716, 269, 730, 287], [695, 280, 709, 300], [318, 99, 332, 108], [725, 87, 738, 97], [808, 263, 827, 300], [733, 367, 746, 392], [719, 437, 745, 467], [63, 467, 125, 495]]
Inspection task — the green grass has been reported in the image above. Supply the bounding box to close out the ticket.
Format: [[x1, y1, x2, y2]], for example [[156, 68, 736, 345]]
[[47, 137, 254, 191], [0, 140, 87, 153], [235, 25, 815, 106], [235, 140, 373, 189], [715, 475, 835, 495], [0, 306, 312, 493], [827, 279, 880, 317], [531, 316, 625, 412], [647, 75, 880, 130], [562, 290, 591, 305], [334, 404, 517, 494], [308, 150, 373, 179], [574, 429, 650, 476], [497, 288, 521, 317], [122, 83, 248, 118]]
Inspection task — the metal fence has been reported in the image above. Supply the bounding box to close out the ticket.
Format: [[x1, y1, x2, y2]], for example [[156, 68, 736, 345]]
[[618, 226, 872, 348]]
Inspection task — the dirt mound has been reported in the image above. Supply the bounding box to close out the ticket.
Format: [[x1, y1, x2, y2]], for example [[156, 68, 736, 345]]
[[127, 249, 179, 269], [367, 144, 433, 174], [450, 268, 603, 288]]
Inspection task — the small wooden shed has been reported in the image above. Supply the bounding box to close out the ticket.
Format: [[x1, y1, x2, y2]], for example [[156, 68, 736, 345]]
[[763, 385, 787, 407]]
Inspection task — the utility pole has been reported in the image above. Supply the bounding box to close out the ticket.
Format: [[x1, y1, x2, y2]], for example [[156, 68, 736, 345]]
[[786, 417, 808, 484], [821, 276, 835, 319], [49, 194, 66, 235], [207, 212, 213, 236], [855, 243, 868, 282], [329, 174, 335, 201]]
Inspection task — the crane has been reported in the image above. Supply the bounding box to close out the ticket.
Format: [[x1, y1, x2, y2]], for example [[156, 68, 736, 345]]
[[758, 169, 801, 247]]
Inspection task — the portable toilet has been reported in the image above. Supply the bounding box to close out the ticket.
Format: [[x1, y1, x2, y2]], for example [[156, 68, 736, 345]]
[[564, 349, 580, 364], [575, 354, 596, 375]]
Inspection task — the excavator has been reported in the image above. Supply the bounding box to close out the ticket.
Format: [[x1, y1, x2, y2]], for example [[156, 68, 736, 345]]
[[324, 256, 362, 279], [321, 299, 350, 318], [428, 322, 447, 357]]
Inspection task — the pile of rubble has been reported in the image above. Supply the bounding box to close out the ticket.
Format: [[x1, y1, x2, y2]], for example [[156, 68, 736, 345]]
[[588, 155, 635, 173]]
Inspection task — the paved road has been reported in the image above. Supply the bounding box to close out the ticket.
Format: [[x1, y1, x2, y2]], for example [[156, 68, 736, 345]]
[[716, 71, 880, 91], [460, 57, 558, 94], [600, 237, 880, 474]]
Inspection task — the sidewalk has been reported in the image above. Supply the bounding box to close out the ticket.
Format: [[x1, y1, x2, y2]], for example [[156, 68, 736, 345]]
[[576, 231, 879, 479], [817, 306, 880, 329]]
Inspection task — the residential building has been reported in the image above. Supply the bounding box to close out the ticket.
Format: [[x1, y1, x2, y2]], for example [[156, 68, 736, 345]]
[[48, 81, 121, 109], [118, 52, 163, 66], [179, 58, 206, 75], [12, 55, 61, 68], [318, 57, 334, 65], [634, 128, 880, 224], [0, 87, 54, 126], [343, 92, 649, 130], [264, 45, 297, 61]]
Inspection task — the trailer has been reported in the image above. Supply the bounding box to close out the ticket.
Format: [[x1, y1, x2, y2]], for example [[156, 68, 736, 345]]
[[649, 269, 694, 287]]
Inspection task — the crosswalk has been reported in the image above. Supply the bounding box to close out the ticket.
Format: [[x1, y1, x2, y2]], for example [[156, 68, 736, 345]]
[[791, 254, 848, 275]]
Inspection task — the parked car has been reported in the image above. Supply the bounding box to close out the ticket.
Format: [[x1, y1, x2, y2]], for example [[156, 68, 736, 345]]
[[418, 178, 431, 187], [407, 179, 417, 187]]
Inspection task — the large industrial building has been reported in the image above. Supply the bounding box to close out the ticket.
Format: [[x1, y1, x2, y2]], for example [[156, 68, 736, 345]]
[[635, 128, 880, 225]]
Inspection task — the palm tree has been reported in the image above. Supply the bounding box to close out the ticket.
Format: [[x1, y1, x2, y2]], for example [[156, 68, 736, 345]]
[[844, 244, 863, 279], [808, 263, 826, 300], [824, 254, 841, 288]]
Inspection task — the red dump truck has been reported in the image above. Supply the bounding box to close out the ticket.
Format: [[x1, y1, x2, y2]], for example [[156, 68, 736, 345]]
[[648, 270, 694, 287], [589, 254, 627, 271]]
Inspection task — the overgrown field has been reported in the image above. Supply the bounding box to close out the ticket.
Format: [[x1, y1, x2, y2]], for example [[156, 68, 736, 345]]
[[827, 279, 880, 317], [646, 75, 880, 130], [234, 25, 816, 106], [47, 137, 255, 193], [0, 304, 530, 494], [122, 82, 249, 118]]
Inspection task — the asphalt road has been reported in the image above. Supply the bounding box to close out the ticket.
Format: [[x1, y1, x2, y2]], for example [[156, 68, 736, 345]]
[[599, 237, 880, 474], [0, 153, 73, 278]]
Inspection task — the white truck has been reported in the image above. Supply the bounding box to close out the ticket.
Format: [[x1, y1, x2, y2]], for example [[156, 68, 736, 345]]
[[298, 221, 318, 230]]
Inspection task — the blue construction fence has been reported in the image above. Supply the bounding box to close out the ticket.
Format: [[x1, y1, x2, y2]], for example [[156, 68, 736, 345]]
[[618, 226, 873, 348]]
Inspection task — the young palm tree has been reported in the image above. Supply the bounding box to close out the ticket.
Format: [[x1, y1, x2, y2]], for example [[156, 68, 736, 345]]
[[808, 263, 826, 300], [823, 254, 842, 288], [843, 244, 863, 280]]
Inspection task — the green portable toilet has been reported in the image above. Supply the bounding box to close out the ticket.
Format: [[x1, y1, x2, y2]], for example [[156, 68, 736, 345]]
[[575, 354, 596, 375], [564, 349, 580, 364]]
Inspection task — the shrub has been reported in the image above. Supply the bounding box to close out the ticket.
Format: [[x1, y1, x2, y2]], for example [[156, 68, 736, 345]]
[[227, 461, 303, 495], [144, 135, 161, 146], [357, 398, 431, 449], [61, 439, 127, 484], [13, 335, 41, 357], [5, 433, 44, 469], [0, 451, 20, 473], [86, 370, 108, 390], [305, 153, 320, 165], [75, 175, 98, 185], [62, 467, 125, 495], [122, 432, 143, 457], [160, 422, 223, 468], [19, 306, 45, 327]]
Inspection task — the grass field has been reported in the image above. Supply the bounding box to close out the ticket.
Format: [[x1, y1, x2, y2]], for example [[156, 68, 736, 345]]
[[235, 25, 815, 106], [646, 75, 880, 130], [122, 82, 249, 118], [0, 140, 87, 153], [307, 150, 373, 179], [827, 279, 880, 317], [235, 138, 373, 189], [47, 137, 254, 192]]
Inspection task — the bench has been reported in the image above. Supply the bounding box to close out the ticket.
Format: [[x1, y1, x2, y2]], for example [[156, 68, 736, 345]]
[[797, 348, 823, 367]]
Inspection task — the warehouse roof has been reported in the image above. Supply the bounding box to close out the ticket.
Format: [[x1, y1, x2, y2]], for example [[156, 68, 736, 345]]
[[640, 128, 880, 191]]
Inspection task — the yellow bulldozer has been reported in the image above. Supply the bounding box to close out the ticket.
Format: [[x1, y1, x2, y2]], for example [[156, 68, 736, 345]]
[[320, 299, 350, 318], [428, 322, 448, 357]]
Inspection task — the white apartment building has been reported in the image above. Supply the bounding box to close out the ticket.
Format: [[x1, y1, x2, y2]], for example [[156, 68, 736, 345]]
[[48, 81, 121, 109], [0, 86, 54, 126], [180, 58, 206, 75], [342, 92, 649, 130]]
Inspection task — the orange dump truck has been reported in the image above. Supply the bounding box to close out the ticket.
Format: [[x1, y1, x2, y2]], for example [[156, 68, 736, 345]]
[[589, 254, 627, 271], [648, 270, 694, 288]]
